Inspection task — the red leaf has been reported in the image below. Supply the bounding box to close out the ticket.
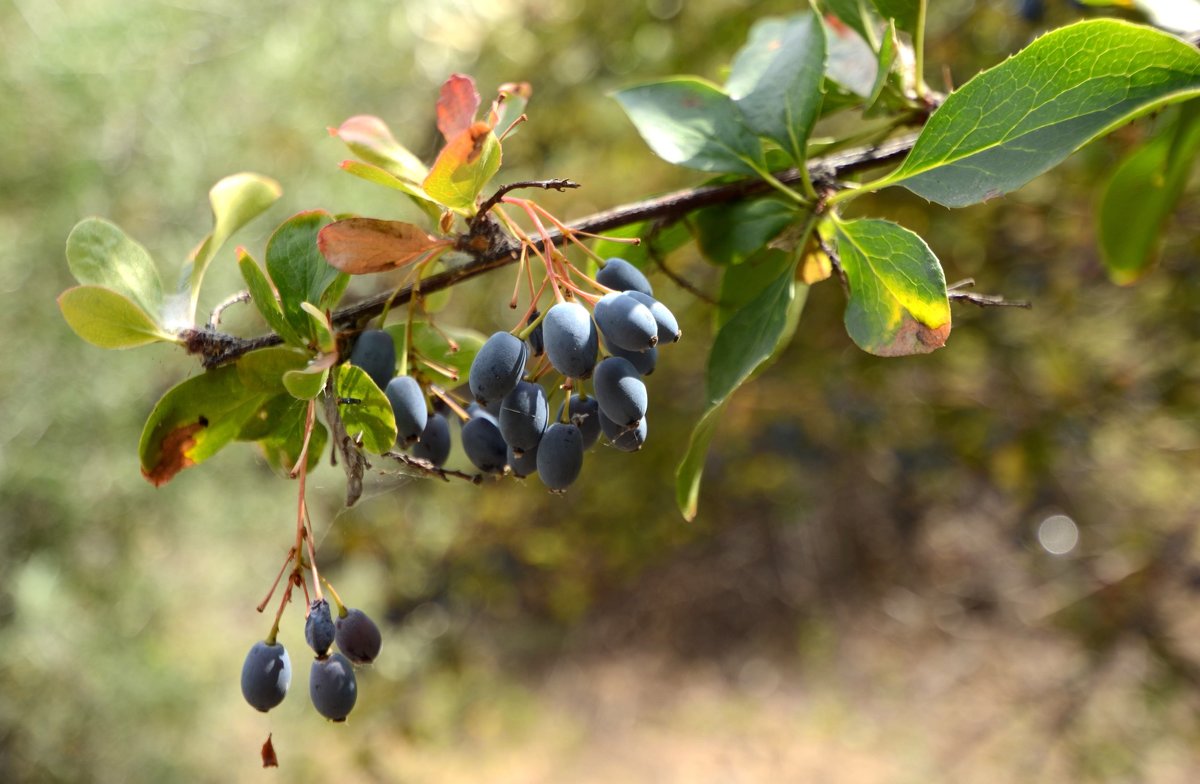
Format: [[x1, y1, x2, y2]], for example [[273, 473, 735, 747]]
[[437, 74, 481, 143], [317, 218, 445, 275], [142, 420, 206, 486]]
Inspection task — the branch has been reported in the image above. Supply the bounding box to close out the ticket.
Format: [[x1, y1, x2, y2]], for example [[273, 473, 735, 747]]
[[187, 134, 918, 368]]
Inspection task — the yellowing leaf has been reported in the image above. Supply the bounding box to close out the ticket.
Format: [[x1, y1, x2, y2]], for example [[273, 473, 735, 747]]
[[58, 286, 174, 349], [422, 122, 502, 214]]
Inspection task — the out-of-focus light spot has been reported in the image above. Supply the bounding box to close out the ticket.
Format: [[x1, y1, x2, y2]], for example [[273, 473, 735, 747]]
[[634, 23, 674, 63], [555, 44, 598, 84], [1038, 514, 1078, 556], [647, 0, 684, 20]]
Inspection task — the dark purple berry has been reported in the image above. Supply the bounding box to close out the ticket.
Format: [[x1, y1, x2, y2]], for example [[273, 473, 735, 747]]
[[335, 609, 382, 665]]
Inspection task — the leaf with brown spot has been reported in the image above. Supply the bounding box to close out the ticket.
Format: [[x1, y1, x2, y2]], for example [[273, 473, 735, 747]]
[[834, 217, 951, 357], [142, 421, 204, 486], [436, 73, 482, 143], [139, 365, 270, 486], [317, 218, 446, 275]]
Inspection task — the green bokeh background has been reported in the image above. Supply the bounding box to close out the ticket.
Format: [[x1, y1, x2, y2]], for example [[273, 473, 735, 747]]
[[4, 1, 1200, 781]]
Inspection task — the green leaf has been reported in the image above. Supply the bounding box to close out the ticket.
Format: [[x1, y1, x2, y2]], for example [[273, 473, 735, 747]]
[[693, 198, 796, 266], [726, 12, 826, 165], [834, 218, 950, 356], [329, 115, 429, 184], [1098, 101, 1200, 284], [333, 364, 398, 455], [65, 218, 163, 316], [822, 0, 878, 43], [675, 403, 726, 524], [58, 286, 175, 349], [870, 0, 918, 36], [139, 365, 268, 486], [613, 77, 765, 175], [386, 321, 488, 387], [338, 159, 442, 224], [422, 125, 502, 214], [265, 210, 346, 342], [716, 246, 796, 328], [300, 302, 336, 355], [863, 21, 900, 118], [282, 354, 336, 400], [676, 256, 807, 521], [237, 394, 326, 475], [181, 173, 282, 322], [886, 20, 1200, 208], [235, 346, 311, 394], [706, 259, 806, 404], [237, 249, 305, 346], [823, 13, 879, 97]]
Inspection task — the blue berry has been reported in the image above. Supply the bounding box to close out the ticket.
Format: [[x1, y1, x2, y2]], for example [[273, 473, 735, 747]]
[[385, 375, 428, 447], [240, 640, 291, 713], [543, 301, 598, 378], [348, 330, 396, 391], [559, 394, 601, 450], [537, 423, 584, 490], [596, 257, 653, 297], [309, 652, 357, 722], [469, 332, 528, 406], [499, 381, 549, 454], [593, 357, 647, 428], [461, 414, 507, 473], [593, 292, 658, 352], [305, 598, 336, 657], [411, 412, 451, 467]]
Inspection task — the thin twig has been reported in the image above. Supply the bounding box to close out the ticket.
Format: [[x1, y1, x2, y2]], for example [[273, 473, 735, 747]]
[[382, 451, 484, 484], [207, 290, 251, 329], [473, 179, 580, 231], [949, 291, 1032, 309]]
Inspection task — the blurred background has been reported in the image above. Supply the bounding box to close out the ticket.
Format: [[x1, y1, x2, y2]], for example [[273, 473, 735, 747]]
[[4, 0, 1200, 781]]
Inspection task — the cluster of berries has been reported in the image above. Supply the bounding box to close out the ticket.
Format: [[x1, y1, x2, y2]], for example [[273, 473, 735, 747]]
[[463, 258, 679, 490], [348, 257, 679, 491], [240, 600, 381, 722]]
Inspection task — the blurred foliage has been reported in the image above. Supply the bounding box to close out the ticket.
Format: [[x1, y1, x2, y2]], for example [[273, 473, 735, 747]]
[[4, 0, 1200, 781]]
